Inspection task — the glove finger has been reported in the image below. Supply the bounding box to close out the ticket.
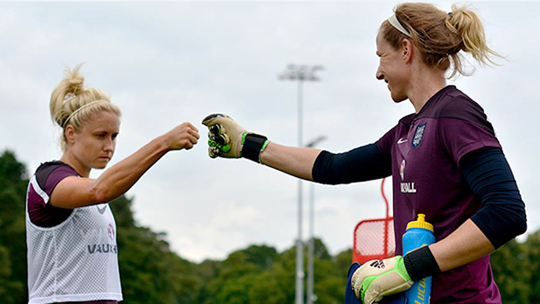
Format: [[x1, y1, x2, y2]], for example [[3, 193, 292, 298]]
[[209, 133, 230, 146], [208, 137, 232, 153], [208, 147, 222, 158], [202, 113, 232, 126], [208, 123, 223, 135], [351, 269, 364, 300]]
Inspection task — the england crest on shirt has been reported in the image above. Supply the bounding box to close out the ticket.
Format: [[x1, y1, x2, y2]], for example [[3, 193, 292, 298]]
[[412, 123, 427, 148]]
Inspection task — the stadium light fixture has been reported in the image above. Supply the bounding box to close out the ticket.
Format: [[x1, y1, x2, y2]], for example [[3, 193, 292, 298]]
[[278, 64, 324, 304]]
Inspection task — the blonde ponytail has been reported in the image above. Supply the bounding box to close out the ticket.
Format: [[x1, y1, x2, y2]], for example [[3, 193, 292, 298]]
[[446, 4, 501, 67]]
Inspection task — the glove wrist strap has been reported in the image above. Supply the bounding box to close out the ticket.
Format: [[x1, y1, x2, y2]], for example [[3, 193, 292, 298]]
[[242, 133, 269, 163], [403, 245, 441, 281]]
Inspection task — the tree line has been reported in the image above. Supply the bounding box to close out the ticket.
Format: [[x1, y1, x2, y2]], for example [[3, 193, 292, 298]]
[[1, 150, 538, 303]]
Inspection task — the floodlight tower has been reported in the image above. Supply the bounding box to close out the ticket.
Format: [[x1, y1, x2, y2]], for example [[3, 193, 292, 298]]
[[278, 64, 324, 304], [306, 135, 326, 304]]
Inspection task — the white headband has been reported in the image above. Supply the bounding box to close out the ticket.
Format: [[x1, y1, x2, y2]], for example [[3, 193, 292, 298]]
[[62, 100, 107, 128], [387, 14, 411, 38]]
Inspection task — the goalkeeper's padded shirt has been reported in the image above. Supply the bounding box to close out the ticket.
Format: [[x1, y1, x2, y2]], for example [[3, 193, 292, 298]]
[[313, 85, 526, 303], [26, 161, 122, 304]]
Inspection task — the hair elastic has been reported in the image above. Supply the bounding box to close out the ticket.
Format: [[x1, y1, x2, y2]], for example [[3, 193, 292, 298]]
[[62, 100, 107, 129], [63, 93, 77, 103], [387, 14, 412, 38]]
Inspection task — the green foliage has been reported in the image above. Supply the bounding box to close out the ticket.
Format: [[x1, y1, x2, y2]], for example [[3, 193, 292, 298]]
[[0, 244, 24, 304], [198, 240, 348, 304], [248, 246, 297, 304], [2, 149, 540, 304], [0, 150, 28, 304], [202, 247, 271, 304], [490, 231, 540, 304], [525, 231, 540, 303], [241, 244, 279, 269], [334, 248, 353, 271], [490, 239, 531, 303], [110, 196, 202, 304]]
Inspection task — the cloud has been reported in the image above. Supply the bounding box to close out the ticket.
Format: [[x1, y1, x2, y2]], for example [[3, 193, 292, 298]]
[[1, 1, 539, 263]]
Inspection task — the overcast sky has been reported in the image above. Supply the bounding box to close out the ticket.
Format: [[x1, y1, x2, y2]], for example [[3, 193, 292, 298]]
[[1, 1, 538, 263]]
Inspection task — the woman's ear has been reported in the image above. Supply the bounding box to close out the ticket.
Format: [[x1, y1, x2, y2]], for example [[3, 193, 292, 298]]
[[401, 38, 414, 63], [64, 125, 77, 145]]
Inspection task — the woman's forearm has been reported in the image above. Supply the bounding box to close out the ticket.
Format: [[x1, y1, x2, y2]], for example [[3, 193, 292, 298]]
[[259, 142, 322, 181], [91, 134, 171, 202], [429, 219, 495, 272]]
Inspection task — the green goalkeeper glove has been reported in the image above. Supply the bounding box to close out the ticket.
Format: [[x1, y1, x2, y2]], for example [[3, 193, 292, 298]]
[[351, 256, 413, 304], [202, 113, 269, 162]]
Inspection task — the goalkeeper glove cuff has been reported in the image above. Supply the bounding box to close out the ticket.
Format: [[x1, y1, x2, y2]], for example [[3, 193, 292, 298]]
[[242, 133, 269, 163]]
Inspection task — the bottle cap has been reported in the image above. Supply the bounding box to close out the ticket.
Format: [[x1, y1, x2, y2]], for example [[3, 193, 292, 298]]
[[406, 213, 434, 232]]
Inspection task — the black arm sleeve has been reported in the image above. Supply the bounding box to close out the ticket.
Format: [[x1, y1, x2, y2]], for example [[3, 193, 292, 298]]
[[461, 147, 527, 249], [311, 143, 391, 185]]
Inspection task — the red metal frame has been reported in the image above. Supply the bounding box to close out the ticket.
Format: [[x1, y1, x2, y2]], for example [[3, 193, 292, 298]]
[[352, 217, 394, 264], [352, 178, 395, 264]]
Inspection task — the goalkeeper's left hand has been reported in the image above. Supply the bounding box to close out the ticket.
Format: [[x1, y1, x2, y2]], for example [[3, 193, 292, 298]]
[[202, 113, 269, 162], [351, 256, 413, 304], [202, 113, 246, 158]]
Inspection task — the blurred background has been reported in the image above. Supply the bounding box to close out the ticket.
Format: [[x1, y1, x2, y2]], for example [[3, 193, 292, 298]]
[[1, 1, 539, 303]]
